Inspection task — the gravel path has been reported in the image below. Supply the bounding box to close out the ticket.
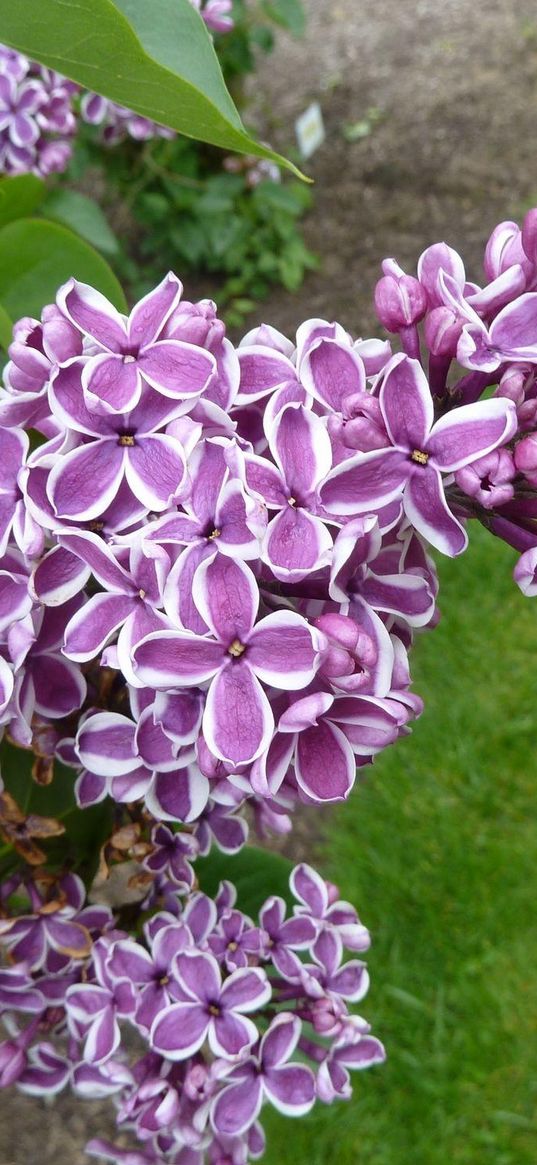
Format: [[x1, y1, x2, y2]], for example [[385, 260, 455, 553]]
[[2, 2, 537, 1161]]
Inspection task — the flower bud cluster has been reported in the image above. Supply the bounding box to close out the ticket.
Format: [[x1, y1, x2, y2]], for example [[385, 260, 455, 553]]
[[0, 862, 383, 1163]]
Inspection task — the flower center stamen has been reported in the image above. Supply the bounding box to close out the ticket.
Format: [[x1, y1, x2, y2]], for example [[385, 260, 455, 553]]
[[228, 638, 246, 658], [118, 434, 136, 447], [410, 449, 429, 466], [123, 355, 136, 364], [208, 1003, 221, 1017], [208, 528, 221, 540]]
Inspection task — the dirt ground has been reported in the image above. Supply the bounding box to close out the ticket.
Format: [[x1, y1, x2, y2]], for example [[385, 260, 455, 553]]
[[2, 1, 537, 1161]]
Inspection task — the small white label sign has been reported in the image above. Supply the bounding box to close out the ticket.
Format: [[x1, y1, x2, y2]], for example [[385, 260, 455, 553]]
[[295, 102, 325, 160]]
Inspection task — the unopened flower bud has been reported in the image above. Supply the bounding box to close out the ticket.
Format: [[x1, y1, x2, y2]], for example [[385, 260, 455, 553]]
[[495, 365, 530, 406], [424, 306, 462, 357], [374, 266, 427, 332], [515, 433, 537, 480]]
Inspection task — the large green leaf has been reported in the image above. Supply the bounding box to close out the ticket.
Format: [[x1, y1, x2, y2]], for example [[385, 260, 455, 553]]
[[41, 189, 120, 257], [0, 174, 46, 227], [0, 218, 127, 320], [0, 0, 306, 178], [197, 844, 294, 916]]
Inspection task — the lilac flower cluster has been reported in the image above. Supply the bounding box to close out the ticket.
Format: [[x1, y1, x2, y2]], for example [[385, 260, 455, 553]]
[[0, 861, 383, 1164], [0, 47, 77, 176], [2, 207, 537, 1161], [0, 269, 439, 823]]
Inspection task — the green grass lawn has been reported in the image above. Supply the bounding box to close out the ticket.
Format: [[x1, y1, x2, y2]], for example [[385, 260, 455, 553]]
[[263, 523, 537, 1165]]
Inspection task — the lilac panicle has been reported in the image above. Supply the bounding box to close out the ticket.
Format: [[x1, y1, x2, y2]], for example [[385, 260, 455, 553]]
[[2, 207, 537, 1162]]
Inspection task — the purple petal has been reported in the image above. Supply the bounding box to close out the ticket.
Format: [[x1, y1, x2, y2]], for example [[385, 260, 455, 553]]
[[133, 629, 223, 687], [427, 398, 517, 471], [49, 439, 124, 520], [128, 273, 182, 346], [489, 291, 537, 354], [361, 571, 435, 627], [212, 1076, 263, 1137], [58, 530, 132, 592], [295, 721, 355, 802], [330, 962, 369, 1001], [261, 1014, 301, 1068], [263, 506, 332, 581], [220, 967, 271, 1013], [176, 950, 221, 1004], [76, 712, 137, 776], [203, 663, 273, 765], [108, 941, 154, 984], [237, 346, 298, 403], [137, 340, 215, 398], [33, 654, 86, 718], [58, 279, 127, 351], [380, 355, 433, 450], [48, 360, 107, 435], [321, 447, 409, 515], [264, 1063, 315, 1115], [337, 1035, 386, 1068], [63, 592, 134, 661], [124, 435, 186, 511], [163, 543, 213, 633], [150, 1002, 208, 1060], [45, 917, 92, 960], [31, 545, 91, 606], [248, 611, 320, 689], [145, 768, 209, 824], [245, 454, 288, 507], [404, 468, 467, 556], [271, 404, 332, 496], [301, 338, 365, 412], [290, 864, 328, 917], [193, 554, 257, 643], [210, 1010, 258, 1058], [83, 353, 141, 414]]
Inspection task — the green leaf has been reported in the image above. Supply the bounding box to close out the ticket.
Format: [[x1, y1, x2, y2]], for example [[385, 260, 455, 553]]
[[260, 0, 306, 37], [0, 301, 13, 350], [0, 0, 308, 178], [253, 180, 312, 216], [196, 844, 294, 916], [0, 218, 127, 320], [41, 189, 120, 257], [0, 174, 46, 227]]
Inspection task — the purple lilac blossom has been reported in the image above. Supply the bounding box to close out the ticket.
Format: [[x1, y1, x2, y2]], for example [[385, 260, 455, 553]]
[[2, 209, 537, 1161], [0, 48, 77, 176]]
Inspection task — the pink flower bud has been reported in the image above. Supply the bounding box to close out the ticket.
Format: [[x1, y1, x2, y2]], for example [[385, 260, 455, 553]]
[[515, 433, 537, 479], [374, 270, 427, 332], [424, 306, 462, 357], [495, 364, 529, 405]]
